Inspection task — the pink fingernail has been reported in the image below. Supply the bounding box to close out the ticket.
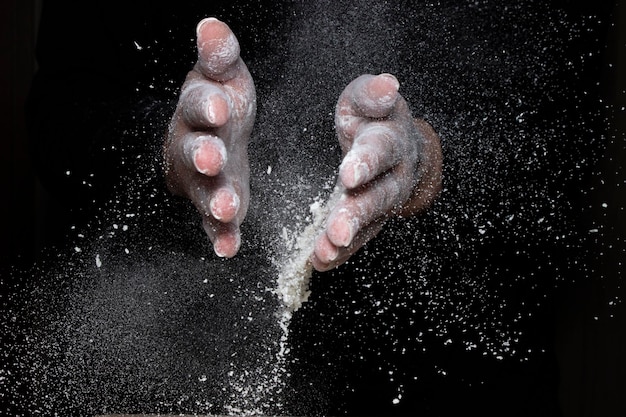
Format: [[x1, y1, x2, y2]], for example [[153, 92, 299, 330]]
[[214, 243, 229, 258], [196, 17, 217, 37], [210, 189, 240, 221], [192, 136, 227, 176], [214, 231, 240, 258], [379, 73, 400, 91], [335, 209, 359, 247]]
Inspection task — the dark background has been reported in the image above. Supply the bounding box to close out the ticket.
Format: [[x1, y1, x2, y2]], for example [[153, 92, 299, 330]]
[[1, 1, 624, 415]]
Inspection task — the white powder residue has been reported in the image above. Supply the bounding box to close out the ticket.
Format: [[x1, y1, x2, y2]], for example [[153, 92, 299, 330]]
[[275, 185, 343, 313]]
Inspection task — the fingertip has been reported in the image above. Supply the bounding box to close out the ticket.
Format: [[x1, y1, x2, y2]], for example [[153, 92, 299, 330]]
[[210, 187, 241, 222], [196, 17, 218, 38], [196, 17, 233, 49], [206, 93, 230, 127], [180, 82, 231, 128], [310, 248, 336, 272], [327, 209, 359, 248], [377, 73, 400, 93], [213, 228, 241, 258], [314, 233, 339, 264], [339, 153, 371, 189], [354, 73, 400, 119], [188, 135, 227, 176], [196, 17, 240, 80], [311, 255, 333, 272]]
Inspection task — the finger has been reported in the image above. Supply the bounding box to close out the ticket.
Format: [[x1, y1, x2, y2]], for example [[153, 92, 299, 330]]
[[209, 186, 241, 223], [182, 133, 227, 177], [312, 220, 384, 271], [338, 124, 404, 189], [346, 73, 400, 119], [180, 81, 231, 128], [335, 74, 401, 148], [188, 172, 243, 223], [202, 218, 241, 258], [196, 17, 242, 81], [326, 172, 409, 248]]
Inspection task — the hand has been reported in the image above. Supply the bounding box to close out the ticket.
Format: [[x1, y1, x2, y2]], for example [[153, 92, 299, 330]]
[[311, 74, 443, 271], [164, 18, 256, 258]]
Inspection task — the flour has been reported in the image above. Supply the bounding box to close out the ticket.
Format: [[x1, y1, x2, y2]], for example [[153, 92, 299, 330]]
[[276, 184, 344, 313], [239, 183, 342, 414]]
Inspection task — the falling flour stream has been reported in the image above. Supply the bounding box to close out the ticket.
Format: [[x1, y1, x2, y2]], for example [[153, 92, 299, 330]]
[[249, 185, 344, 412], [276, 185, 344, 313]]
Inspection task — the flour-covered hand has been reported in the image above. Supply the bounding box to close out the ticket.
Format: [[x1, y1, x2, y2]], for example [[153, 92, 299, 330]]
[[164, 18, 256, 258], [312, 74, 442, 271]]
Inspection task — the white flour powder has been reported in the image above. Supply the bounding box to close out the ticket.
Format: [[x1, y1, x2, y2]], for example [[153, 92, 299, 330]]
[[276, 185, 343, 313]]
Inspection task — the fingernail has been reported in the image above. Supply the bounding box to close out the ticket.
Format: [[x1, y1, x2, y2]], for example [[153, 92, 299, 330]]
[[214, 230, 240, 258], [336, 210, 359, 247], [341, 160, 369, 189], [214, 242, 228, 258], [379, 73, 400, 92], [206, 94, 230, 126], [196, 17, 217, 37], [340, 151, 371, 189], [210, 189, 240, 221], [192, 136, 227, 176]]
